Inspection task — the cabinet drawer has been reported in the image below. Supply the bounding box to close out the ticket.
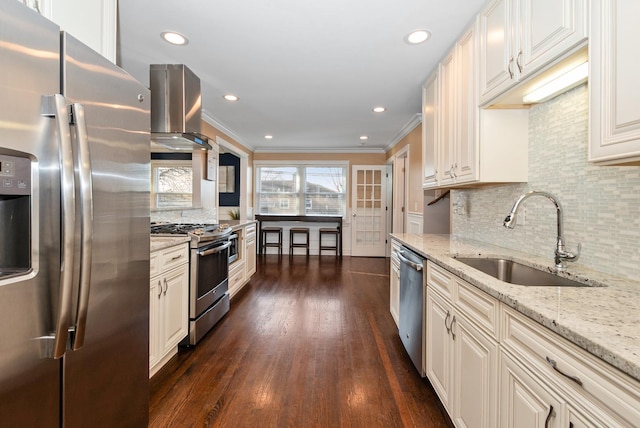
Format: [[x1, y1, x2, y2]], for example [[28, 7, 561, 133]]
[[454, 277, 500, 340], [159, 244, 189, 273], [501, 306, 640, 426], [245, 224, 256, 239], [426, 262, 454, 299], [228, 263, 245, 291]]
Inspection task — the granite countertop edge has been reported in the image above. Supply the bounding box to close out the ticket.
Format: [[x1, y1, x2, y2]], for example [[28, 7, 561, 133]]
[[150, 236, 191, 252], [391, 233, 640, 383]]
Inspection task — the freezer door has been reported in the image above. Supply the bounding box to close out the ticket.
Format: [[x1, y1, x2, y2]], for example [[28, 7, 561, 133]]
[[0, 3, 62, 427], [60, 34, 151, 428]]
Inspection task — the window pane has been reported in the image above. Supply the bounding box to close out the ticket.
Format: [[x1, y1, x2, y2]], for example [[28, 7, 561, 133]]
[[304, 167, 346, 216], [257, 166, 299, 214], [154, 165, 192, 208], [305, 167, 345, 193]]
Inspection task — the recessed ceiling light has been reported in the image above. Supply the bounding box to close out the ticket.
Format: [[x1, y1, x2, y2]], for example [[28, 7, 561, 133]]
[[223, 94, 239, 101], [265, 135, 273, 139], [372, 107, 386, 113], [405, 30, 431, 45], [359, 136, 368, 140], [161, 31, 189, 46]]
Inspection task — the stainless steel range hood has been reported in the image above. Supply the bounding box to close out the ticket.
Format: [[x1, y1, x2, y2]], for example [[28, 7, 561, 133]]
[[150, 64, 212, 151]]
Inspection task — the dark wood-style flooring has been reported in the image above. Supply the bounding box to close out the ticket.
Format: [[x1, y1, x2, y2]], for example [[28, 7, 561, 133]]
[[149, 255, 452, 427]]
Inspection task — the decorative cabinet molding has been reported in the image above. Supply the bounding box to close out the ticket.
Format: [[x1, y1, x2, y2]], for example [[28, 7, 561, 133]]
[[589, 0, 640, 165]]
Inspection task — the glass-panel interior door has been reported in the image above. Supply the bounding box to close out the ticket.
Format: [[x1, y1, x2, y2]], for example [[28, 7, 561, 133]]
[[351, 165, 387, 257]]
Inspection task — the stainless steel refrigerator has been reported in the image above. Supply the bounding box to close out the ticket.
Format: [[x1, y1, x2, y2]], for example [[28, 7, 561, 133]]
[[0, 2, 150, 426]]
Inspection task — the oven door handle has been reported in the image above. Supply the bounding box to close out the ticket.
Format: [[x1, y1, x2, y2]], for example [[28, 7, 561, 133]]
[[197, 241, 231, 256]]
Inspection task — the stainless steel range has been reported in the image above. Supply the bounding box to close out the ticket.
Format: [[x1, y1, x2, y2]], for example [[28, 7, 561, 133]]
[[151, 223, 233, 345]]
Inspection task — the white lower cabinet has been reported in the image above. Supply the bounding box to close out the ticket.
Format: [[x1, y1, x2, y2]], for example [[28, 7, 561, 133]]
[[499, 351, 564, 428], [424, 261, 640, 428], [245, 224, 257, 278], [149, 243, 189, 378], [426, 263, 499, 428], [389, 239, 401, 327], [228, 222, 258, 298]]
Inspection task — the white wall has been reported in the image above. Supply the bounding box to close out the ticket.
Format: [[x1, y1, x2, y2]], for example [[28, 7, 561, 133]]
[[452, 84, 640, 281]]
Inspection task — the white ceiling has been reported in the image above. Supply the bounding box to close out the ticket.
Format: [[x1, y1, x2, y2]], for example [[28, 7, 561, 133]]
[[117, 0, 486, 153]]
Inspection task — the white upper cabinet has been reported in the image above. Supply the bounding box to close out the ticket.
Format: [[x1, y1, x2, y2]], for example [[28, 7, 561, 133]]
[[589, 0, 640, 165], [423, 19, 529, 190], [422, 74, 439, 188], [37, 0, 117, 63], [479, 0, 587, 105]]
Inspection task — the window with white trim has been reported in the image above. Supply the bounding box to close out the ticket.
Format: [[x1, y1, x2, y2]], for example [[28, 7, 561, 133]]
[[151, 160, 192, 209], [256, 163, 347, 216]]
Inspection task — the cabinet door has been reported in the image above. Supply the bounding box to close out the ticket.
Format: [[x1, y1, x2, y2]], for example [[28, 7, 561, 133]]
[[453, 315, 498, 428], [159, 265, 189, 356], [426, 289, 454, 412], [517, 0, 587, 78], [246, 236, 256, 277], [479, 0, 514, 104], [422, 73, 439, 188], [149, 277, 161, 370], [390, 260, 400, 327], [500, 352, 563, 428], [438, 51, 456, 186], [589, 0, 640, 164], [453, 24, 478, 184]]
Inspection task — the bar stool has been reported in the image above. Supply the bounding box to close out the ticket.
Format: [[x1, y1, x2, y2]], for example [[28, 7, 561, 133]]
[[261, 227, 283, 255], [289, 227, 310, 256], [319, 228, 339, 256]]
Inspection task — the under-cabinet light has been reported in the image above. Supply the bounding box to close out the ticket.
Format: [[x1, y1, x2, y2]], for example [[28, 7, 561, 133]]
[[522, 62, 588, 104]]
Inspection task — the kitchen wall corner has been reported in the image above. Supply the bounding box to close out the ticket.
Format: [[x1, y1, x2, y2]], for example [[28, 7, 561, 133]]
[[452, 84, 640, 281]]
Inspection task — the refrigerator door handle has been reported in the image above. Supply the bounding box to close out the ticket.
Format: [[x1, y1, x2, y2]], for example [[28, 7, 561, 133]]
[[71, 103, 93, 351], [41, 94, 76, 359]]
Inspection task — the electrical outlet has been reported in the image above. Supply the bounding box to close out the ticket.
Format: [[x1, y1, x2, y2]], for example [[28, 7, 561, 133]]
[[516, 207, 526, 225]]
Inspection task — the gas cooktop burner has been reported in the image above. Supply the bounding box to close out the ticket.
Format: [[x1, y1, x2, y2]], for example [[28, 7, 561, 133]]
[[150, 223, 220, 235], [150, 222, 233, 247]]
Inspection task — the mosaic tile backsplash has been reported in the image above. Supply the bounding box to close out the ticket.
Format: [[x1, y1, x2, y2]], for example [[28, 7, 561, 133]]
[[452, 84, 640, 281]]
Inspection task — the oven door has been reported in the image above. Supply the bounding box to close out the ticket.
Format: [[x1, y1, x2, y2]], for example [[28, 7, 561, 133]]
[[191, 239, 230, 317]]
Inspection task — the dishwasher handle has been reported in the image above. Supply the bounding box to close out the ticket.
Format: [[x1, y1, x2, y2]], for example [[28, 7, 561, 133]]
[[398, 250, 423, 272]]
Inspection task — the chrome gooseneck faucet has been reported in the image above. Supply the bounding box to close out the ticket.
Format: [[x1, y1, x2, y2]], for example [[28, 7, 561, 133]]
[[503, 190, 581, 271]]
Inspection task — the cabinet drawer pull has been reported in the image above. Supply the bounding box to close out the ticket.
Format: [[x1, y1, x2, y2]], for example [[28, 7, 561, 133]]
[[157, 280, 162, 299], [516, 49, 523, 73], [508, 57, 514, 79], [545, 356, 583, 386], [170, 254, 183, 261], [163, 278, 168, 296], [544, 405, 555, 428]]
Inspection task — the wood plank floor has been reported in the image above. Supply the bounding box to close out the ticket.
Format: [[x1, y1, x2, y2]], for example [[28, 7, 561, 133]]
[[149, 255, 453, 427]]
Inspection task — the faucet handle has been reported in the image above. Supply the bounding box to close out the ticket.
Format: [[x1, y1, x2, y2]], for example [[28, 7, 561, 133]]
[[558, 242, 581, 262]]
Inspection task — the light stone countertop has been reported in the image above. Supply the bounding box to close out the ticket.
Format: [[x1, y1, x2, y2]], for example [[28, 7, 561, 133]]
[[150, 236, 190, 252], [222, 220, 258, 231], [391, 233, 640, 382]]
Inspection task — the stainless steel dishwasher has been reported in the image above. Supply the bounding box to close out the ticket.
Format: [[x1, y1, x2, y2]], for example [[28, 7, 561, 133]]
[[398, 246, 426, 376]]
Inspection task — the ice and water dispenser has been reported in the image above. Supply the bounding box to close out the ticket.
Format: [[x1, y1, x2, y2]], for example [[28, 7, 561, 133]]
[[0, 154, 31, 278]]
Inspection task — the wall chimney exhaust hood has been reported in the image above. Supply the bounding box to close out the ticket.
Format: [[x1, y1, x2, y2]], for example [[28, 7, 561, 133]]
[[150, 64, 212, 151]]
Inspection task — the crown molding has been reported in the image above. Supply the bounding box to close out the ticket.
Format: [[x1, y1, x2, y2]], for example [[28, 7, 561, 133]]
[[384, 113, 422, 152], [253, 146, 386, 154], [201, 110, 255, 152]]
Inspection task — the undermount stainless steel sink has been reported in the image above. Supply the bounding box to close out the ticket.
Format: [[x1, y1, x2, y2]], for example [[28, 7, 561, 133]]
[[454, 257, 590, 287]]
